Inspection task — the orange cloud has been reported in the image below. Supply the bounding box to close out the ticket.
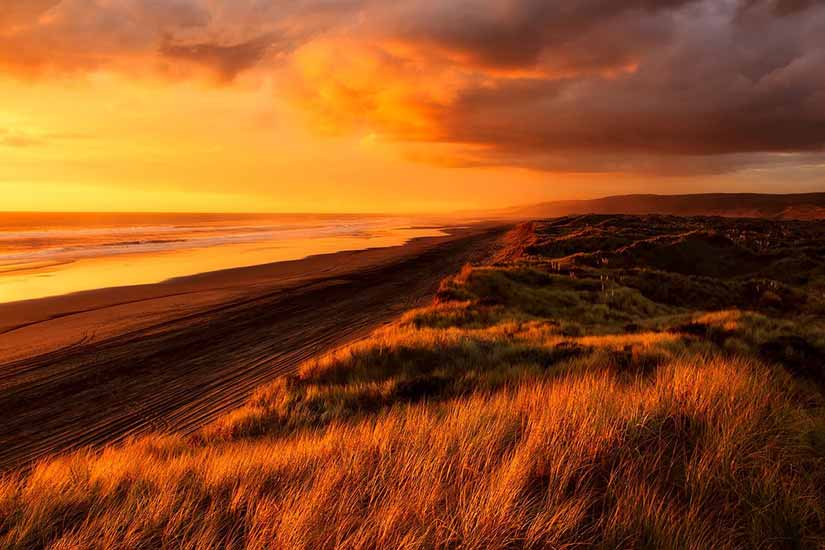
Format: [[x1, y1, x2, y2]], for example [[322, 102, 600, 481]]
[[1, 0, 824, 178], [273, 0, 825, 175], [287, 37, 468, 140]]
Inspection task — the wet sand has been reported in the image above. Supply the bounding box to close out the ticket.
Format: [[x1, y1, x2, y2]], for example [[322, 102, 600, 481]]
[[0, 223, 509, 471]]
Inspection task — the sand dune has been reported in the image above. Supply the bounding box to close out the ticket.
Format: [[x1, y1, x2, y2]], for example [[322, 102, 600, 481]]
[[505, 192, 825, 220]]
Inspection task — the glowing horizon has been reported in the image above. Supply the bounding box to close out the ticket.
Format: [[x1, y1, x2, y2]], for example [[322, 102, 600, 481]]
[[2, 0, 824, 213]]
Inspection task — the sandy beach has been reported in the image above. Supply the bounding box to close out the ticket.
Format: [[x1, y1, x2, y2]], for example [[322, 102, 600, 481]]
[[0, 223, 509, 471]]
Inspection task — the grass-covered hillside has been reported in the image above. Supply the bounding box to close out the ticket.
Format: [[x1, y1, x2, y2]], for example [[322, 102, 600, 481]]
[[2, 215, 825, 549]]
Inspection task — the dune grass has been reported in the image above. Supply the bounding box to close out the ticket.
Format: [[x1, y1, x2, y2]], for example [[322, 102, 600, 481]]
[[1, 217, 824, 549]]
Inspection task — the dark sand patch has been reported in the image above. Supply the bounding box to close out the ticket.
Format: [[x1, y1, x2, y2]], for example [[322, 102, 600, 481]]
[[0, 224, 509, 471]]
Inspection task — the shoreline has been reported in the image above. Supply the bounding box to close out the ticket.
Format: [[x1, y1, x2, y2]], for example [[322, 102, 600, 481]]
[[0, 225, 470, 363], [0, 222, 510, 471], [0, 222, 448, 306]]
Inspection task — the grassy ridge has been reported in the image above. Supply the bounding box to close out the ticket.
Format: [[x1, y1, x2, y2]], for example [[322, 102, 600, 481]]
[[2, 216, 825, 549]]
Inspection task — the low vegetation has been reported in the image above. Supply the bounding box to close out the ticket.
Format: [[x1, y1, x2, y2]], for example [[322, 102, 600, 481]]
[[2, 215, 825, 549]]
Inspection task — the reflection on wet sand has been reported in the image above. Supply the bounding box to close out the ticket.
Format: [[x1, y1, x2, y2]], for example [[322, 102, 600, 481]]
[[0, 228, 445, 303]]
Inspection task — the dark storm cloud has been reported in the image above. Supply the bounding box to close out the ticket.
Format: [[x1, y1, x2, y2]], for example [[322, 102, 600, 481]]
[[159, 34, 277, 82], [1, 0, 824, 174], [379, 0, 699, 69], [0, 0, 341, 77], [320, 0, 825, 174], [739, 0, 820, 16]]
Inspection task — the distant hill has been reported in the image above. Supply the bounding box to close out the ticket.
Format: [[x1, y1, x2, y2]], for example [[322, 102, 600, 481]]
[[505, 193, 825, 220]]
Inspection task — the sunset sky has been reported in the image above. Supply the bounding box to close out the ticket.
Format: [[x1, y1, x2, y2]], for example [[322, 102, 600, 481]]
[[1, 0, 824, 213]]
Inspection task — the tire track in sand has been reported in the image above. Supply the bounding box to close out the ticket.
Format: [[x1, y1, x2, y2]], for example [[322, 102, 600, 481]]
[[0, 225, 508, 471]]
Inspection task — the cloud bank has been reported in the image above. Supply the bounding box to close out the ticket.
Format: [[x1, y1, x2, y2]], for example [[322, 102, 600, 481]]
[[2, 0, 824, 175]]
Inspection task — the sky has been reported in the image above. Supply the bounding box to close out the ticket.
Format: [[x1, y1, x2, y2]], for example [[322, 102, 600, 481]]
[[0, 0, 824, 213]]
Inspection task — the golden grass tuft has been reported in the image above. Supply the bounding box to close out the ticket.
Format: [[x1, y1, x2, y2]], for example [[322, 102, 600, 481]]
[[2, 219, 825, 548], [2, 355, 823, 549]]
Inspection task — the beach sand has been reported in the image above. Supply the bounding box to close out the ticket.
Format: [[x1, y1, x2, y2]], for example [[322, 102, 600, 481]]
[[0, 223, 509, 471]]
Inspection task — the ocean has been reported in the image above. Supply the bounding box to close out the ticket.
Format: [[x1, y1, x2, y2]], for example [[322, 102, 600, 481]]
[[0, 213, 447, 303]]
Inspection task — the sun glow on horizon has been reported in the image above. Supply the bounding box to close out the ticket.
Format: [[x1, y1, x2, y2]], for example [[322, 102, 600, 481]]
[[1, 0, 823, 213], [0, 71, 569, 213]]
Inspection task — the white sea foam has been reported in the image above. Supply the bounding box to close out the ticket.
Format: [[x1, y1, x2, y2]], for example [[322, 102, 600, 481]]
[[0, 214, 412, 267]]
